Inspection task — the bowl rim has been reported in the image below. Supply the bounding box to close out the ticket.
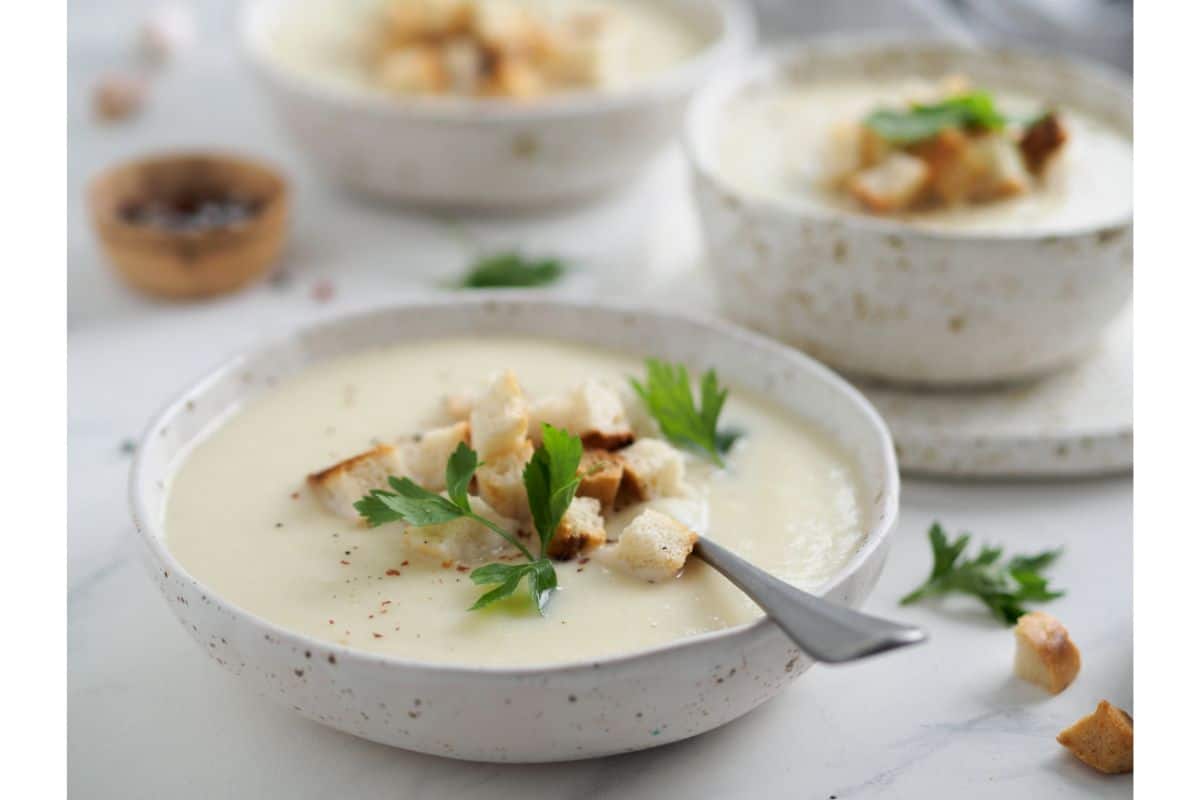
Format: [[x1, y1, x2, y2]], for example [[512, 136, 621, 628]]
[[239, 0, 755, 122], [682, 33, 1134, 243], [129, 294, 900, 679]]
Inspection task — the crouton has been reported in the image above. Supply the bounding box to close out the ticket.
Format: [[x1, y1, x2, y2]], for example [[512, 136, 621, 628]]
[[1057, 701, 1133, 774], [400, 421, 470, 491], [376, 44, 448, 94], [1013, 611, 1081, 694], [1020, 112, 1068, 176], [475, 439, 534, 523], [307, 445, 408, 521], [530, 380, 634, 450], [384, 0, 472, 43], [820, 122, 870, 187], [616, 382, 661, 439], [967, 134, 1030, 201], [546, 497, 606, 560], [909, 128, 973, 206], [611, 509, 698, 582], [469, 370, 529, 460], [441, 36, 485, 94], [576, 449, 624, 508], [617, 439, 687, 503], [847, 152, 931, 213], [441, 390, 475, 422], [403, 495, 525, 566], [474, 1, 540, 54], [483, 57, 544, 99]]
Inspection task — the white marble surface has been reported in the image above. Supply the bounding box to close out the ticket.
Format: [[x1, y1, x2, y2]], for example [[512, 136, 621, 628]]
[[68, 1, 1132, 796]]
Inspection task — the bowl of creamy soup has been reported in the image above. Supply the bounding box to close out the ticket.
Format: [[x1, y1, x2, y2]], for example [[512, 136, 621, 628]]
[[685, 37, 1132, 385], [241, 0, 753, 208], [129, 296, 899, 762]]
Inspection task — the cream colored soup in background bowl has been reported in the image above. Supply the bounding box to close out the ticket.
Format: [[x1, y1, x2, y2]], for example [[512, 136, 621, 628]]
[[241, 0, 754, 208], [686, 37, 1133, 386], [130, 296, 899, 761]]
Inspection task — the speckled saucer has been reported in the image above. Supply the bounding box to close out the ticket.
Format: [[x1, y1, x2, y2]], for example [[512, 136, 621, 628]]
[[855, 308, 1132, 478]]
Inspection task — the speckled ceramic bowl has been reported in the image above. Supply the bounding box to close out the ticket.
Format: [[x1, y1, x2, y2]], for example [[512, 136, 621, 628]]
[[685, 37, 1133, 386], [129, 296, 899, 762], [241, 0, 753, 210]]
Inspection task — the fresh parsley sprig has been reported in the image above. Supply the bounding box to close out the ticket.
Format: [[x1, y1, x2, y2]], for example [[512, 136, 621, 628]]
[[631, 359, 737, 467], [355, 443, 535, 561], [355, 426, 586, 615], [900, 522, 1066, 625], [864, 91, 1009, 145], [457, 252, 565, 289]]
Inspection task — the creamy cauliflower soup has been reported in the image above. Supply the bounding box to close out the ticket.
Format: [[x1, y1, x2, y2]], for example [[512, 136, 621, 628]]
[[716, 78, 1133, 233], [164, 338, 867, 667], [263, 0, 708, 100]]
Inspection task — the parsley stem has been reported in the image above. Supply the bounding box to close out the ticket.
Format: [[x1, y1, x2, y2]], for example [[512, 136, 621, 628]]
[[471, 512, 535, 562]]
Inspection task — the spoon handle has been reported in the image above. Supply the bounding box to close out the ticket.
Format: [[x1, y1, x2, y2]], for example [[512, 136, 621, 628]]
[[692, 537, 926, 664]]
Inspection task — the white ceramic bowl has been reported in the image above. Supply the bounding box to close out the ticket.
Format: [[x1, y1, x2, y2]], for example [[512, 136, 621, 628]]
[[241, 0, 753, 210], [685, 37, 1133, 386], [129, 296, 900, 762]]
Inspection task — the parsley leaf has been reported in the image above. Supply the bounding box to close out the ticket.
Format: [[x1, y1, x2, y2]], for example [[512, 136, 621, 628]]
[[355, 443, 534, 561], [469, 558, 558, 613], [523, 424, 583, 556], [631, 359, 735, 467], [864, 91, 1008, 145], [458, 252, 565, 289], [900, 522, 1065, 625]]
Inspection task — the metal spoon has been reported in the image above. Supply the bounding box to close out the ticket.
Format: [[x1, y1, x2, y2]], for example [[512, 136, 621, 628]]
[[693, 537, 926, 663]]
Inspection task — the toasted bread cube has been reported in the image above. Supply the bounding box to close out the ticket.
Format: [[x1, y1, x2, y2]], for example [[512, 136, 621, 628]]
[[1020, 112, 1068, 176], [476, 439, 534, 523], [576, 449, 624, 508], [484, 56, 545, 99], [377, 44, 448, 94], [384, 0, 472, 42], [546, 497, 606, 560], [1013, 611, 1081, 694], [612, 509, 698, 582], [307, 444, 408, 521], [820, 122, 869, 187], [847, 152, 931, 213], [474, 0, 540, 54], [909, 128, 972, 206], [967, 134, 1030, 201], [530, 380, 634, 450], [404, 496, 524, 566], [400, 421, 470, 491], [618, 439, 687, 503], [441, 36, 484, 94], [441, 390, 476, 422], [1057, 701, 1133, 774], [469, 370, 529, 460]]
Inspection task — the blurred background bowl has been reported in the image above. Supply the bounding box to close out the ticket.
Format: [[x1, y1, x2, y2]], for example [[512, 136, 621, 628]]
[[685, 36, 1132, 386], [241, 0, 754, 211]]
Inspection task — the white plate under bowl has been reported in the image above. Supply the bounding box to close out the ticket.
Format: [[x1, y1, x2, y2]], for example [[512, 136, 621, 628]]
[[857, 307, 1132, 478], [129, 296, 900, 762]]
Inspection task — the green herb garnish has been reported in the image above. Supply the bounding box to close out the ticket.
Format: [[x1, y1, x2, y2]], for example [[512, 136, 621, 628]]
[[355, 442, 534, 561], [523, 424, 583, 555], [631, 359, 736, 467], [900, 522, 1066, 625], [356, 427, 587, 615], [864, 91, 1008, 145], [458, 252, 565, 289]]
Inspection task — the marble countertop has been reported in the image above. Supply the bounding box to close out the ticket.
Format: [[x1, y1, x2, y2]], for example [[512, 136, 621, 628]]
[[68, 2, 1131, 796]]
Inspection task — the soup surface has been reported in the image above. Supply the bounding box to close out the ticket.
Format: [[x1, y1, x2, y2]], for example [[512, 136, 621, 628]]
[[262, 0, 707, 97], [716, 78, 1133, 233], [164, 338, 868, 666]]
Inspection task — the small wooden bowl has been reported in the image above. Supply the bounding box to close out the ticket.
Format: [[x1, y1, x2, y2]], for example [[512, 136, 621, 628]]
[[89, 152, 289, 299]]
